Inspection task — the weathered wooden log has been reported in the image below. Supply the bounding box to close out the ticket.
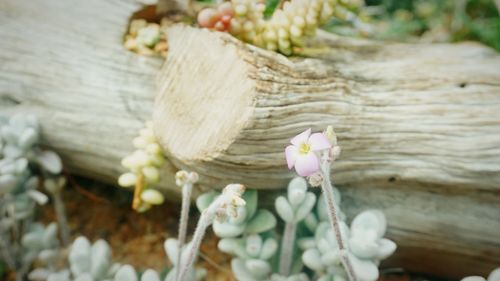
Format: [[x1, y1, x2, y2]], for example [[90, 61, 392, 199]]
[[154, 25, 500, 192], [0, 0, 178, 195], [1, 0, 499, 278], [153, 26, 500, 276]]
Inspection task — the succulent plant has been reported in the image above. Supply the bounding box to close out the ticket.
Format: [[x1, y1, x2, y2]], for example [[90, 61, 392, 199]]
[[124, 20, 168, 57], [67, 236, 120, 281], [270, 273, 309, 281], [218, 234, 278, 281], [274, 177, 316, 276], [164, 239, 207, 281], [198, 0, 363, 55], [275, 177, 316, 225], [196, 189, 276, 238], [118, 121, 166, 212], [300, 210, 396, 281], [462, 268, 500, 281], [113, 264, 162, 281], [1, 114, 67, 280]]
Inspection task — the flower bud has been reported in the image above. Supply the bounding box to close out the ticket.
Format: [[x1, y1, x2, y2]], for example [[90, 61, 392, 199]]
[[324, 125, 337, 146], [175, 170, 189, 187], [307, 172, 323, 187]]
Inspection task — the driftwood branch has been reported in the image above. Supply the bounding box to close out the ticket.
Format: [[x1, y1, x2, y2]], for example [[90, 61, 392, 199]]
[[0, 0, 499, 278]]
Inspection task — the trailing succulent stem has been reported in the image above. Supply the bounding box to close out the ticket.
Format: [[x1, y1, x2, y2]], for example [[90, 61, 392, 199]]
[[119, 121, 166, 212]]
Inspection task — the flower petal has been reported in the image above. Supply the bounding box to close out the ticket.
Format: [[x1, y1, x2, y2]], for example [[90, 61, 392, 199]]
[[294, 153, 320, 176], [309, 133, 332, 151], [285, 145, 298, 169], [290, 128, 311, 146]]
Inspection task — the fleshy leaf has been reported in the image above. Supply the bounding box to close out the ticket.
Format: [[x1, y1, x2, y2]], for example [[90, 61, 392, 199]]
[[245, 209, 277, 234], [195, 191, 218, 212], [140, 269, 160, 281], [69, 237, 91, 277], [287, 177, 307, 207], [36, 150, 63, 174], [259, 237, 278, 260], [275, 196, 294, 223], [113, 265, 138, 281], [245, 259, 272, 278], [164, 239, 179, 265], [350, 254, 379, 281], [351, 210, 386, 239], [294, 192, 316, 222], [243, 189, 258, 218], [213, 220, 246, 238], [302, 248, 324, 271], [90, 240, 112, 279], [376, 238, 397, 260], [231, 258, 260, 281], [245, 235, 263, 258]]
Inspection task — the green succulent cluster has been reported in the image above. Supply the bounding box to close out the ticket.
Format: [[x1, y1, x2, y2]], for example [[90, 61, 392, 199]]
[[196, 189, 277, 238], [33, 236, 176, 281], [200, 0, 363, 55], [196, 189, 277, 281], [0, 114, 66, 279], [337, 0, 500, 52], [197, 177, 396, 281]]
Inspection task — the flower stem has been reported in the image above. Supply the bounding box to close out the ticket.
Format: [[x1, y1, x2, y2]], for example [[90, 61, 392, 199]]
[[177, 209, 213, 281], [279, 221, 297, 276], [175, 183, 192, 281], [320, 161, 357, 281], [52, 191, 70, 247]]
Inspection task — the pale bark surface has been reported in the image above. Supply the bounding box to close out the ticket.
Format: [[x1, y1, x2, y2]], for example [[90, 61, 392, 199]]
[[154, 26, 500, 277], [0, 0, 499, 278]]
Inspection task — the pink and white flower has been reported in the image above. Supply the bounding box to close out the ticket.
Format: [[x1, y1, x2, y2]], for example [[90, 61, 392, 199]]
[[285, 128, 332, 176]]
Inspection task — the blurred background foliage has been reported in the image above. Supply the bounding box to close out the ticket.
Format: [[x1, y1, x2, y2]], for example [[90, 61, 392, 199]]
[[324, 0, 500, 51], [194, 0, 499, 51]]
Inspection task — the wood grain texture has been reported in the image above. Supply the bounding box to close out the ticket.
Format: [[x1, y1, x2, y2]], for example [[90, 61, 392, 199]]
[[155, 26, 500, 193], [154, 26, 500, 277], [0, 0, 499, 278], [0, 0, 178, 198]]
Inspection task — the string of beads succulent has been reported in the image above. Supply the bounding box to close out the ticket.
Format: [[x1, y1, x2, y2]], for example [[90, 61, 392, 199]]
[[198, 0, 361, 55], [118, 121, 166, 212], [124, 19, 168, 57]]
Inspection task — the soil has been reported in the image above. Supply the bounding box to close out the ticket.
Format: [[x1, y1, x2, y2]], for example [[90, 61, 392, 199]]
[[4, 175, 437, 281]]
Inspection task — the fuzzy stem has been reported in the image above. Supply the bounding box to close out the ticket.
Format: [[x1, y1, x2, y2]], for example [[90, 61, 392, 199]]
[[175, 183, 193, 281], [52, 191, 70, 247], [320, 161, 357, 281], [279, 221, 297, 276], [177, 209, 213, 281]]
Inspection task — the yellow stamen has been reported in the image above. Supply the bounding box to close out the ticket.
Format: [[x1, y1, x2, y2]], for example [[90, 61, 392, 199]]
[[299, 142, 311, 154]]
